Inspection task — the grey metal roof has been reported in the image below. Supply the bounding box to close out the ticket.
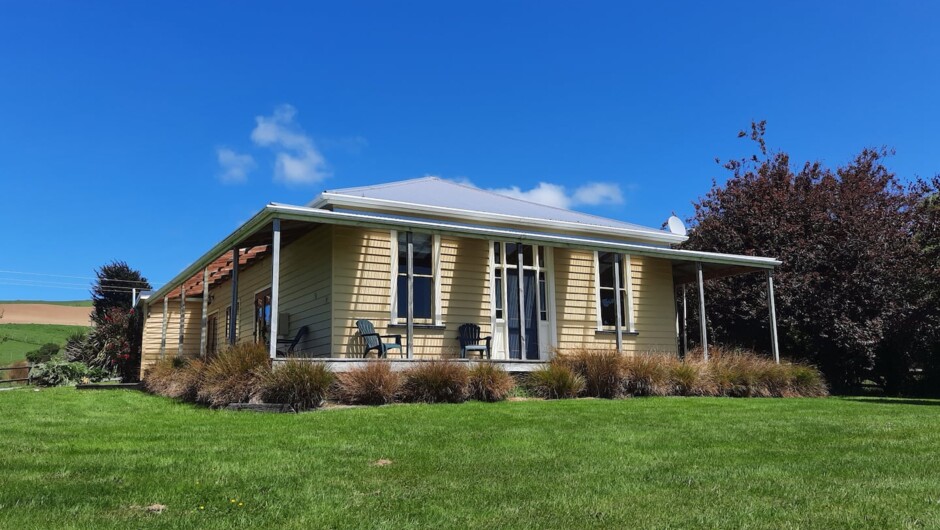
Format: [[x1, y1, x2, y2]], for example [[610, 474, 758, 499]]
[[313, 177, 676, 240]]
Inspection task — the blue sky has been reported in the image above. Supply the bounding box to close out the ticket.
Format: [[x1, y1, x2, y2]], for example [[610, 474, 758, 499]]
[[1, 1, 937, 300]]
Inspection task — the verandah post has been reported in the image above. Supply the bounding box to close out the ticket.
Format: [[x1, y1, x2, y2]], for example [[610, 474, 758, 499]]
[[229, 248, 239, 345], [199, 267, 209, 358], [406, 231, 414, 358], [160, 295, 168, 359], [767, 268, 780, 364], [696, 262, 708, 361], [682, 284, 688, 358], [178, 286, 186, 357], [269, 219, 281, 360]]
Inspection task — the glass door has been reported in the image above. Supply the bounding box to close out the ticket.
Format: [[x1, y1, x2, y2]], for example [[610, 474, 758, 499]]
[[493, 242, 547, 360]]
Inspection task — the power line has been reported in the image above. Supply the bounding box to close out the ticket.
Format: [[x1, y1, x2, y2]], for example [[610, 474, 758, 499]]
[[0, 278, 160, 293], [0, 277, 154, 290], [0, 269, 161, 285]]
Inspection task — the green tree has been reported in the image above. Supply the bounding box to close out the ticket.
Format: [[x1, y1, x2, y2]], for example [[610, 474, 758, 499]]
[[91, 261, 151, 326]]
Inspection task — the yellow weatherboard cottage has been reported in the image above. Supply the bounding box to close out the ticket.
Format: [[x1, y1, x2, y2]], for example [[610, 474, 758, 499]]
[[137, 177, 781, 377]]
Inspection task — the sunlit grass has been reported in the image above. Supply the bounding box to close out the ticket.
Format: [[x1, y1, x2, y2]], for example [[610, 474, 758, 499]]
[[0, 389, 938, 529]]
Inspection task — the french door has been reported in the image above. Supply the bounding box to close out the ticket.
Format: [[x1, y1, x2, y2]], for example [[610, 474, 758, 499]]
[[491, 242, 552, 360]]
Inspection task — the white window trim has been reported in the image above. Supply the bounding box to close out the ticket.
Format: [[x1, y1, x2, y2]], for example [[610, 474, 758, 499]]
[[594, 251, 636, 333], [389, 230, 442, 326], [390, 230, 398, 325]]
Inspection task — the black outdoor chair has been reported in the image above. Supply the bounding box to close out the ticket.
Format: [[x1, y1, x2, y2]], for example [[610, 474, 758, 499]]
[[457, 323, 491, 359], [276, 325, 309, 357], [356, 319, 403, 358]]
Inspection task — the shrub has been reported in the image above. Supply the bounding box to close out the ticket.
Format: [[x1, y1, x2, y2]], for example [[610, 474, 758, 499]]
[[669, 360, 716, 396], [467, 363, 516, 402], [256, 361, 334, 411], [557, 348, 626, 398], [527, 361, 585, 399], [165, 358, 206, 402], [623, 355, 672, 396], [333, 362, 401, 405], [143, 358, 181, 396], [26, 343, 60, 364], [198, 343, 270, 407], [399, 362, 470, 403], [30, 359, 93, 387]]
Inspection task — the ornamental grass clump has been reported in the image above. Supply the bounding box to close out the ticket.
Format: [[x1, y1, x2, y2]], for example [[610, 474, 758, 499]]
[[557, 348, 626, 398], [788, 363, 828, 397], [143, 358, 183, 396], [706, 348, 828, 397], [198, 343, 270, 407], [164, 358, 206, 402], [527, 361, 584, 399], [401, 361, 470, 403], [256, 360, 334, 411], [333, 361, 401, 405], [669, 359, 717, 396], [622, 354, 672, 396], [467, 363, 516, 402]]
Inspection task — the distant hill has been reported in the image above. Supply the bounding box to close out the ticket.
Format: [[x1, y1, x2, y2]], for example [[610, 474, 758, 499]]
[[0, 300, 92, 307], [0, 303, 92, 326]]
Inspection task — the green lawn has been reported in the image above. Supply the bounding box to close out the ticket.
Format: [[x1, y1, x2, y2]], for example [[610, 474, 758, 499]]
[[0, 299, 92, 306], [0, 323, 89, 366], [0, 390, 938, 529]]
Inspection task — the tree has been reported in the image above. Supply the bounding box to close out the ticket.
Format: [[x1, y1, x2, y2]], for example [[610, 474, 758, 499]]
[[91, 261, 151, 326], [683, 122, 932, 393], [83, 261, 151, 382]]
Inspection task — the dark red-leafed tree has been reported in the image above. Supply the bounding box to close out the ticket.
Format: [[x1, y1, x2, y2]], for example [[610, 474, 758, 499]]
[[683, 122, 935, 393]]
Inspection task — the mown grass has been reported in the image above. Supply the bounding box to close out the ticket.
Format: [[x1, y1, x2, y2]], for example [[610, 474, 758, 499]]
[[0, 389, 938, 529], [0, 299, 93, 306], [0, 323, 89, 366]]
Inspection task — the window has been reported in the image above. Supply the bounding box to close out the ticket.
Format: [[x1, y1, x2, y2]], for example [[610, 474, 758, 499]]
[[206, 314, 218, 356], [224, 306, 232, 343], [494, 268, 504, 319], [392, 231, 440, 324], [595, 252, 634, 331], [254, 288, 272, 343], [539, 271, 547, 321]]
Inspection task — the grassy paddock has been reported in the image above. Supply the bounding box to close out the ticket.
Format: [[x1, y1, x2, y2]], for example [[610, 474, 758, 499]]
[[0, 323, 89, 366], [0, 390, 938, 529]]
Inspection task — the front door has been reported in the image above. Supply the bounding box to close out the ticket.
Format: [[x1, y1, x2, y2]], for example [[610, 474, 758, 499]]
[[498, 242, 544, 360]]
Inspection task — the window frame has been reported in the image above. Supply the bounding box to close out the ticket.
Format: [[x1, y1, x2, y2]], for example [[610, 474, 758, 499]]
[[389, 230, 442, 326], [593, 252, 636, 332], [206, 311, 219, 356], [224, 306, 232, 343], [253, 286, 272, 344]]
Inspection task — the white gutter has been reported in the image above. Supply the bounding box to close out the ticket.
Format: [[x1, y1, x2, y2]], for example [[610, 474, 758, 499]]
[[310, 193, 688, 246], [149, 203, 780, 303]]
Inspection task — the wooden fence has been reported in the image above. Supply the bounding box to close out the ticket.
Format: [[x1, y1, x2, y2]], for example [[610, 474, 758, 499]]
[[0, 364, 32, 385]]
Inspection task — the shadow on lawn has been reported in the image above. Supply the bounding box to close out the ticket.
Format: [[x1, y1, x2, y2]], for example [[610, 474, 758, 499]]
[[841, 397, 940, 407]]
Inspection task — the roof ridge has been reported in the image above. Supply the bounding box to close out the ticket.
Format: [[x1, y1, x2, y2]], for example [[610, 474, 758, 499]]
[[439, 179, 651, 229], [325, 176, 438, 195]]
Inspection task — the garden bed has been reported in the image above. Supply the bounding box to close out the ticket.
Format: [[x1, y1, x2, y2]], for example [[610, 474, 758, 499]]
[[142, 344, 828, 412]]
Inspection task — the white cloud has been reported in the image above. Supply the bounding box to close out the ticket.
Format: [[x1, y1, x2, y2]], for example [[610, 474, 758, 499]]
[[251, 104, 329, 185], [486, 181, 624, 209], [572, 182, 624, 206], [216, 147, 255, 184]]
